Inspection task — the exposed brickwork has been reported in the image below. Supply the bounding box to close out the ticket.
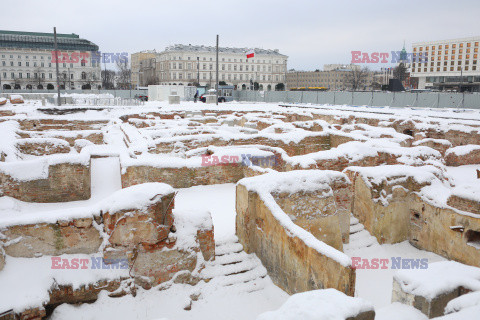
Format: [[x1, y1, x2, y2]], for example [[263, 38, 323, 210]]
[[16, 139, 70, 156], [236, 184, 356, 296], [445, 147, 480, 166], [0, 162, 91, 203], [1, 219, 102, 257], [121, 164, 245, 189], [447, 194, 480, 215]]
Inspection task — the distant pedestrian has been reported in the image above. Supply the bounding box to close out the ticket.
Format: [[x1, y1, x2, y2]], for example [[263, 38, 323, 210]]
[[194, 91, 198, 103]]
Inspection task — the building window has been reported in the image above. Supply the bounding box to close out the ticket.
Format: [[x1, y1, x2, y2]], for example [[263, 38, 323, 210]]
[[49, 73, 53, 79], [19, 73, 22, 78], [18, 62, 21, 66], [11, 72, 14, 78]]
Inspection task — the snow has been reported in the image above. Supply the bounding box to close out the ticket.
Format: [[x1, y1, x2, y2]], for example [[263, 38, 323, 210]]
[[256, 289, 373, 320], [344, 240, 447, 309], [0, 99, 479, 318], [0, 153, 90, 181], [0, 254, 129, 313], [239, 171, 352, 267], [445, 291, 480, 314], [173, 209, 213, 249], [375, 302, 428, 320], [9, 94, 23, 101], [50, 279, 287, 320], [175, 184, 236, 241], [446, 165, 480, 203], [393, 261, 480, 300], [0, 180, 174, 227], [446, 144, 480, 156], [0, 120, 20, 161]]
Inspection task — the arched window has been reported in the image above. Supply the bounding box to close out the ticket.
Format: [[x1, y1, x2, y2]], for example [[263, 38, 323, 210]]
[[81, 72, 87, 80]]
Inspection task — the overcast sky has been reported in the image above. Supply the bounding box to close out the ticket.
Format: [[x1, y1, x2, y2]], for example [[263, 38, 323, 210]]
[[3, 0, 480, 70]]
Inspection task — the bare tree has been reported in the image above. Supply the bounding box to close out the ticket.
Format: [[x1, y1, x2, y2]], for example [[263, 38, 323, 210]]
[[101, 69, 116, 89], [393, 63, 408, 84], [116, 60, 131, 89], [346, 66, 371, 91]]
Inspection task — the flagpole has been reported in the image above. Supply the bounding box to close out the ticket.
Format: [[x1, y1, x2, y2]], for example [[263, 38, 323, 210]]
[[216, 35, 219, 106]]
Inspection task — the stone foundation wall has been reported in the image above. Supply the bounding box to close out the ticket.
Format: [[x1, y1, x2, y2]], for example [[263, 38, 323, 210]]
[[16, 139, 71, 156], [345, 172, 412, 244], [273, 180, 352, 250], [153, 134, 332, 157], [447, 195, 480, 215], [445, 147, 480, 166], [0, 162, 91, 203], [346, 171, 480, 267], [1, 218, 102, 258], [17, 119, 109, 131], [392, 278, 471, 318], [121, 164, 245, 189], [408, 194, 480, 267], [236, 184, 355, 296]]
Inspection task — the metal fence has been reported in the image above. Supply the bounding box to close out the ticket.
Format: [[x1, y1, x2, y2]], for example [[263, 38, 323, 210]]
[[0, 89, 148, 99], [233, 91, 480, 109], [45, 97, 144, 106]]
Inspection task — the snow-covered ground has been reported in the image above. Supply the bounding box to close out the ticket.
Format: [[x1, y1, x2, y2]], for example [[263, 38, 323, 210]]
[[0, 100, 479, 319], [42, 183, 445, 319]]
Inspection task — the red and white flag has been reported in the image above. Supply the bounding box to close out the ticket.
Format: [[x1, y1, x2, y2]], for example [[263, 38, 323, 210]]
[[246, 49, 255, 59]]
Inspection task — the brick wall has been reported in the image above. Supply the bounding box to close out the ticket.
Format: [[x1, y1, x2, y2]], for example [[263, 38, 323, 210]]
[[236, 184, 356, 296], [0, 162, 91, 203]]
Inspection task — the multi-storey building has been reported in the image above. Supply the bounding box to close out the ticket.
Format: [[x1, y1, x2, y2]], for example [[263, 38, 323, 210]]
[[131, 50, 157, 88], [134, 44, 288, 90], [411, 36, 480, 91], [0, 30, 101, 90], [286, 64, 374, 91]]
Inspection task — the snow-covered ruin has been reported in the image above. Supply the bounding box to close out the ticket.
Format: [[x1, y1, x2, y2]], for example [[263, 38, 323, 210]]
[[0, 96, 480, 319]]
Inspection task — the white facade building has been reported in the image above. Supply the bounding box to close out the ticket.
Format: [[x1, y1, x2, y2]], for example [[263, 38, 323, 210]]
[[135, 44, 288, 91], [411, 36, 480, 91], [0, 30, 101, 90]]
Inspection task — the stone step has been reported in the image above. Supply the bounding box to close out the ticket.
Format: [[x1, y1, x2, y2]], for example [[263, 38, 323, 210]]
[[227, 276, 268, 293], [349, 229, 372, 242], [350, 216, 360, 225], [350, 223, 365, 234], [211, 265, 268, 287], [215, 236, 239, 247], [215, 242, 244, 256], [214, 251, 250, 266], [345, 235, 378, 250], [204, 256, 259, 278]]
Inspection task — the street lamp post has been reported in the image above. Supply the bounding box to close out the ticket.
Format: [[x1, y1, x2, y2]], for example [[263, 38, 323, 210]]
[[197, 57, 200, 86]]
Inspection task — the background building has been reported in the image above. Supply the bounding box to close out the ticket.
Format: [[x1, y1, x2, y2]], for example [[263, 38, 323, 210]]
[[0, 30, 101, 90], [133, 44, 288, 90], [131, 50, 157, 88], [411, 36, 480, 91], [286, 64, 375, 91]]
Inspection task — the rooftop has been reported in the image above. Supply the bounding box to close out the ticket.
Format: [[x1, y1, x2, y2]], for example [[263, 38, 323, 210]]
[[163, 44, 287, 57], [0, 30, 99, 52]]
